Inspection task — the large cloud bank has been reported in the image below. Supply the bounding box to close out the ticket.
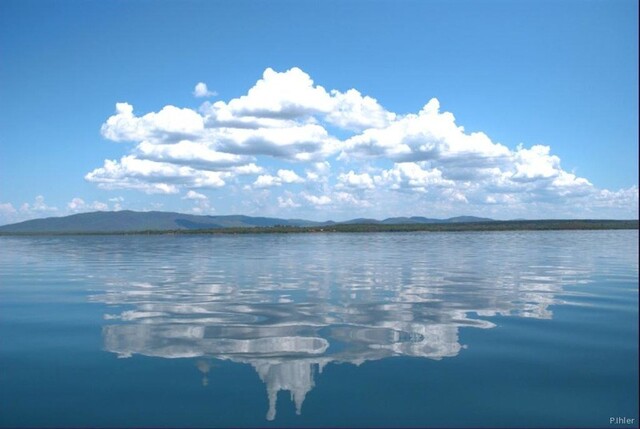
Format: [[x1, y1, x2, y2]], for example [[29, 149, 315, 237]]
[[85, 67, 638, 218]]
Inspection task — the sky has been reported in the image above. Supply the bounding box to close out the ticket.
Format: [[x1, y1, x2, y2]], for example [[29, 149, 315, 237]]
[[0, 0, 638, 224]]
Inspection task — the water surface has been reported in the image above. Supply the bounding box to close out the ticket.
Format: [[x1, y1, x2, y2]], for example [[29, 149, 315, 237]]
[[0, 231, 637, 427]]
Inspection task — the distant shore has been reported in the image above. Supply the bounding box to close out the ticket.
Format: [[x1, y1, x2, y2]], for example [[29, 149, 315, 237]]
[[0, 219, 637, 236]]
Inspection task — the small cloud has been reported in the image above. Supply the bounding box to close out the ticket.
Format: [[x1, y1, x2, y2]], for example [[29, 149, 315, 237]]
[[301, 192, 331, 206], [183, 190, 208, 200], [0, 202, 17, 215], [20, 195, 57, 215], [277, 196, 301, 208], [337, 171, 375, 190], [108, 196, 124, 211], [253, 169, 304, 188], [92, 201, 109, 211], [193, 82, 217, 98], [276, 169, 304, 184], [67, 197, 110, 212], [253, 174, 279, 188], [68, 197, 86, 211]]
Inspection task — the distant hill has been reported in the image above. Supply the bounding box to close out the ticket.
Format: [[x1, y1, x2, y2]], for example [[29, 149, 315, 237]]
[[0, 210, 497, 234], [0, 211, 325, 233], [445, 216, 493, 223], [379, 216, 492, 224]]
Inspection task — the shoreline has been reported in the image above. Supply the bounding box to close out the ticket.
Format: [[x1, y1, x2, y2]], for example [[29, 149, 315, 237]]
[[0, 219, 637, 236]]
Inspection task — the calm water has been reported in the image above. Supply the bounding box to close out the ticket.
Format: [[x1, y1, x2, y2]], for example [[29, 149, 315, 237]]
[[0, 231, 638, 427]]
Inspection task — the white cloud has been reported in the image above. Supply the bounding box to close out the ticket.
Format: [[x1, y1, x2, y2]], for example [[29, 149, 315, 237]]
[[334, 191, 372, 208], [184, 190, 213, 214], [253, 169, 304, 188], [84, 67, 637, 219], [204, 67, 395, 132], [67, 197, 110, 213], [276, 169, 304, 184], [183, 190, 208, 200], [342, 98, 510, 167], [373, 163, 454, 193], [190, 202, 213, 214], [326, 89, 395, 131], [305, 161, 331, 183], [135, 140, 253, 170], [232, 163, 264, 175], [108, 196, 124, 211], [442, 188, 469, 204], [101, 103, 205, 143], [0, 196, 60, 225], [68, 197, 86, 211], [301, 193, 332, 206], [337, 171, 375, 190], [512, 144, 562, 181], [278, 196, 301, 208], [20, 195, 57, 214], [253, 174, 280, 189], [85, 156, 226, 193], [215, 123, 340, 161], [0, 202, 17, 215], [93, 201, 109, 210], [209, 67, 334, 121], [193, 82, 217, 98]]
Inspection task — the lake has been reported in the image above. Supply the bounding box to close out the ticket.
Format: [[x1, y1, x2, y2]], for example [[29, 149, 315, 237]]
[[0, 230, 638, 427]]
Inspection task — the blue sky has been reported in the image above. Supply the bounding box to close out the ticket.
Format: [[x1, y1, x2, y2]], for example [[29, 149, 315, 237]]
[[1, 0, 637, 223]]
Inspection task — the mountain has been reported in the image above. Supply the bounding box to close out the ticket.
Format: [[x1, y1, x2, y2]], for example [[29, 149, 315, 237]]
[[381, 216, 439, 224], [0, 210, 495, 234], [444, 216, 493, 223], [0, 211, 325, 233], [339, 218, 381, 225]]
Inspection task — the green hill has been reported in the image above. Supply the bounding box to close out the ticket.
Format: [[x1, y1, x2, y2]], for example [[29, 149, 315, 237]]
[[2, 211, 635, 235], [0, 210, 323, 233]]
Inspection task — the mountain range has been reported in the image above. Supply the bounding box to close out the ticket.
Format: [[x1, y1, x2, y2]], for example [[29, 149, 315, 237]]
[[0, 210, 494, 233]]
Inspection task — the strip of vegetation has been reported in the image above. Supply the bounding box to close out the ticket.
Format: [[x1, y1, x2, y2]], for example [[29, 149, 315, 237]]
[[0, 220, 637, 236]]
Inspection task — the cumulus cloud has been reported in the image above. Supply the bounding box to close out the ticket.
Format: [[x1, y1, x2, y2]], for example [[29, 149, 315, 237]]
[[278, 196, 301, 209], [342, 98, 510, 167], [83, 66, 637, 219], [193, 82, 217, 98], [182, 190, 212, 214], [337, 171, 375, 190], [20, 195, 57, 215], [326, 89, 395, 131], [373, 163, 455, 193], [0, 196, 123, 226], [101, 103, 205, 143], [334, 191, 372, 208], [183, 190, 208, 200], [109, 197, 124, 211], [67, 197, 85, 211], [0, 202, 17, 215], [305, 161, 331, 183], [276, 169, 304, 184], [67, 197, 109, 212], [135, 140, 253, 170], [214, 123, 339, 161], [253, 169, 305, 188], [0, 196, 58, 225], [301, 193, 332, 206], [85, 156, 227, 193]]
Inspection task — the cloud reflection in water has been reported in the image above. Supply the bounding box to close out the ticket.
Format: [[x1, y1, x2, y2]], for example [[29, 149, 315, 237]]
[[89, 232, 603, 420]]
